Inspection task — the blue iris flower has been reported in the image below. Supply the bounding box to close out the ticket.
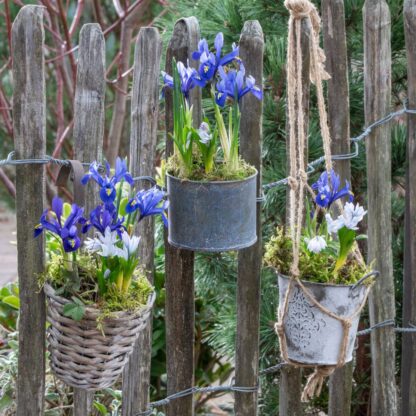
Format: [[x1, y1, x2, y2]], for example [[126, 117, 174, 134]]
[[192, 32, 240, 86], [162, 61, 198, 99], [81, 204, 125, 236], [214, 64, 263, 107], [81, 157, 133, 205], [311, 169, 354, 208], [126, 187, 169, 227], [34, 196, 84, 252]]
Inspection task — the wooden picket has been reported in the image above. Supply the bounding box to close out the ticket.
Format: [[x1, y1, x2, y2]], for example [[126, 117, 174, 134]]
[[322, 1, 354, 414], [280, 16, 311, 416], [72, 22, 106, 416], [364, 1, 398, 415], [164, 17, 201, 416], [234, 20, 264, 416], [123, 26, 161, 416], [402, 2, 416, 415], [12, 6, 46, 415]]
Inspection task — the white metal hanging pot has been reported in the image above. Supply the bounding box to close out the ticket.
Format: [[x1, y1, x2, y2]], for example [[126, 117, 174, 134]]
[[277, 271, 377, 366]]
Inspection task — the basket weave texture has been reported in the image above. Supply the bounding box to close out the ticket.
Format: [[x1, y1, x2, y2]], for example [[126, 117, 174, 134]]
[[44, 283, 155, 390]]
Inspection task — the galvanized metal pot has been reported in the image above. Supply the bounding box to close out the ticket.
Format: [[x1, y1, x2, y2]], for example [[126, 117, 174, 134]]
[[277, 273, 368, 366], [166, 171, 257, 252]]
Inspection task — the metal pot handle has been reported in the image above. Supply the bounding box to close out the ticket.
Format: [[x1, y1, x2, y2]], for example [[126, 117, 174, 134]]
[[350, 270, 380, 291], [133, 175, 157, 186]]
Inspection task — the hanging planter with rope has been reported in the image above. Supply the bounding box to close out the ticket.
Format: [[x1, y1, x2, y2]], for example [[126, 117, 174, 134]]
[[265, 0, 377, 401]]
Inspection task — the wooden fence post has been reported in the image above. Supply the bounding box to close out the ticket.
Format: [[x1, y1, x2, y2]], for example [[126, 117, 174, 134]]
[[234, 20, 264, 416], [281, 17, 311, 416], [322, 1, 353, 414], [165, 17, 201, 416], [402, 2, 416, 415], [122, 27, 161, 416], [12, 6, 46, 415], [72, 23, 106, 416], [363, 2, 398, 415]]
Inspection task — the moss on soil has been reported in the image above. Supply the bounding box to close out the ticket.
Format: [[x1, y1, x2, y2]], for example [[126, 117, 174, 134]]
[[264, 227, 370, 285]]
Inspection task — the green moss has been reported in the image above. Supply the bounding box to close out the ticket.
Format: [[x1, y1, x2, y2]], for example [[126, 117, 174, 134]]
[[264, 227, 370, 285], [166, 153, 256, 181], [39, 253, 154, 316]]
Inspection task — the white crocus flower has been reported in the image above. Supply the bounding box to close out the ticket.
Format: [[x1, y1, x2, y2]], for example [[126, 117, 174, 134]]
[[84, 227, 119, 257], [305, 236, 327, 254], [84, 237, 101, 252], [197, 122, 212, 144], [115, 232, 141, 260], [325, 213, 345, 234], [342, 202, 367, 230]]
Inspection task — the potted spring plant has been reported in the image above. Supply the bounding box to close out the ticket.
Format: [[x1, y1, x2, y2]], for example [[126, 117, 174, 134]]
[[35, 158, 168, 390], [265, 170, 376, 369], [162, 33, 262, 251]]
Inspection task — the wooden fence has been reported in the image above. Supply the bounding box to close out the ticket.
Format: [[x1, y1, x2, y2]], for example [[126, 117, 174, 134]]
[[9, 2, 416, 416]]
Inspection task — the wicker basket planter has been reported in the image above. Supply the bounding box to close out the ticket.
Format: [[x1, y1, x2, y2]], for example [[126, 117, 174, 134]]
[[44, 283, 155, 390]]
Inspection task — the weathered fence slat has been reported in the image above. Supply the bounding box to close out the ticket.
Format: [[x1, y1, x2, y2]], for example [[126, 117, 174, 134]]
[[322, 1, 354, 414], [12, 6, 46, 416], [72, 23, 106, 416], [234, 20, 264, 416], [402, 2, 416, 415], [165, 17, 201, 416], [281, 17, 311, 416], [122, 27, 161, 416], [363, 2, 398, 415]]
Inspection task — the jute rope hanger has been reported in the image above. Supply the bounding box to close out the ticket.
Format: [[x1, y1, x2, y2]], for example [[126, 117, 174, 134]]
[[276, 0, 372, 402]]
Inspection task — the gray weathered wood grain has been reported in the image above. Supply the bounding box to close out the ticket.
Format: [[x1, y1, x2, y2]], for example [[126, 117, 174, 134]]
[[281, 17, 311, 416], [363, 2, 398, 415], [12, 6, 46, 415], [164, 17, 201, 416], [73, 23, 105, 218], [72, 23, 106, 416], [235, 20, 264, 416], [402, 2, 416, 415], [322, 1, 353, 414], [122, 27, 161, 416]]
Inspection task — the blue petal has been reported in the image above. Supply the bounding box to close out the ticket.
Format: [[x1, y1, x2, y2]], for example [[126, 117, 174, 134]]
[[51, 197, 63, 224], [99, 186, 116, 204]]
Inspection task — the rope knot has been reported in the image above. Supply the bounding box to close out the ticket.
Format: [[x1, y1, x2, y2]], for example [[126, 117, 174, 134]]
[[301, 365, 336, 402], [287, 176, 298, 190], [298, 169, 308, 183], [274, 321, 284, 336], [284, 0, 312, 19]]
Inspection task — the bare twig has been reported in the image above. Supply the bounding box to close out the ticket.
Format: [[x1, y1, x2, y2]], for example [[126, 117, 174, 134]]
[[4, 0, 12, 60], [0, 167, 15, 198], [69, 0, 84, 37], [56, 0, 77, 79], [92, 0, 106, 28]]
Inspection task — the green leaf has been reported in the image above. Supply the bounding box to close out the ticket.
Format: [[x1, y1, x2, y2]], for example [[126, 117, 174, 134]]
[[63, 299, 85, 321], [63, 202, 72, 219], [119, 197, 129, 216], [0, 394, 13, 411], [2, 295, 19, 310], [0, 287, 11, 299], [335, 227, 356, 272], [93, 401, 108, 415]]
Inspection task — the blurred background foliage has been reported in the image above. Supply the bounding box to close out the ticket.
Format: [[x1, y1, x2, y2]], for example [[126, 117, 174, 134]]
[[0, 0, 408, 414]]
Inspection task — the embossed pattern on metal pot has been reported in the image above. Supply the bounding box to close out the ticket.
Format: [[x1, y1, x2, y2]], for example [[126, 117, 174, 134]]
[[166, 171, 257, 252], [278, 273, 368, 366]]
